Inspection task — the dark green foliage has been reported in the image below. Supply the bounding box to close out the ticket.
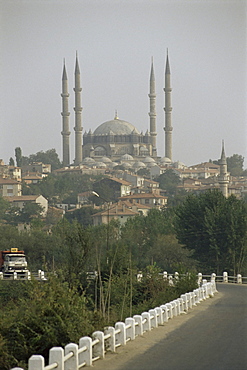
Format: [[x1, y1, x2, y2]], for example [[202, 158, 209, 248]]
[[175, 189, 247, 274], [0, 278, 97, 370], [156, 169, 181, 195], [9, 157, 15, 166], [213, 153, 246, 176], [136, 168, 150, 177], [15, 147, 22, 167], [64, 206, 98, 226], [28, 149, 62, 170], [17, 202, 44, 223], [22, 173, 100, 204]]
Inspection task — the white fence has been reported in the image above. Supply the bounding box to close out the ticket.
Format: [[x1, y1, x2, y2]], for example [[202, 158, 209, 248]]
[[11, 279, 217, 370], [0, 270, 46, 281], [199, 272, 246, 284]]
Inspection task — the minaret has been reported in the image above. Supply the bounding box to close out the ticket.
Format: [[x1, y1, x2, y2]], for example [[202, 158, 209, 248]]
[[61, 60, 70, 166], [218, 141, 229, 197], [163, 50, 173, 160], [149, 57, 157, 157], [74, 52, 83, 165]]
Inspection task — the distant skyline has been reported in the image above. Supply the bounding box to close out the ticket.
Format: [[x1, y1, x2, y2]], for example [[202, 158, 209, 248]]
[[1, 0, 246, 167]]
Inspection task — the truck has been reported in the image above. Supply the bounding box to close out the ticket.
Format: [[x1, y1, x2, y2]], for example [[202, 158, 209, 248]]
[[0, 248, 28, 274]]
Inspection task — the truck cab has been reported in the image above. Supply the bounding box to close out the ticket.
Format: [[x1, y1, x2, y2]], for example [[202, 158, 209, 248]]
[[0, 248, 28, 273]]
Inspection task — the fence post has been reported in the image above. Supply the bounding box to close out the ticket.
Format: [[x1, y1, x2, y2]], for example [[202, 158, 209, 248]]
[[155, 307, 163, 325], [0, 272, 3, 280], [49, 347, 64, 370], [163, 271, 168, 280], [64, 343, 78, 370], [149, 309, 158, 328], [13, 272, 17, 280], [137, 271, 143, 282], [125, 317, 135, 340], [104, 326, 116, 352], [170, 301, 177, 316], [133, 315, 143, 336], [115, 322, 126, 346], [180, 294, 188, 311], [198, 273, 202, 286], [26, 270, 31, 280], [223, 271, 228, 283], [165, 303, 173, 319], [168, 275, 174, 286], [237, 274, 242, 284], [92, 331, 105, 359], [160, 304, 169, 322], [142, 312, 151, 332], [79, 336, 93, 366], [211, 273, 216, 282], [28, 355, 45, 370]]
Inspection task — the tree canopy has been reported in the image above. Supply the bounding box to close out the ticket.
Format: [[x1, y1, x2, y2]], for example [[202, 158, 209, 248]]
[[174, 189, 247, 274]]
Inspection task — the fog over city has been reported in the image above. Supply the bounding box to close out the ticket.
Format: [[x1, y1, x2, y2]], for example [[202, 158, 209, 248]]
[[1, 0, 246, 166]]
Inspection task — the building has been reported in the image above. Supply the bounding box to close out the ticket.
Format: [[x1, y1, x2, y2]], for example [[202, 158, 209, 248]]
[[0, 178, 22, 197], [92, 199, 152, 226], [61, 53, 173, 164], [93, 177, 132, 199], [119, 193, 167, 209], [22, 162, 51, 177], [0, 162, 22, 181], [6, 195, 48, 216]]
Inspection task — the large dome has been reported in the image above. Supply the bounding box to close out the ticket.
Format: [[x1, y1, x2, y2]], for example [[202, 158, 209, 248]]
[[94, 116, 139, 135]]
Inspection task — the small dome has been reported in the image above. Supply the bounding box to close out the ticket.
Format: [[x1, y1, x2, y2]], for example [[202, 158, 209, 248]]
[[94, 162, 107, 168], [122, 162, 132, 168], [160, 157, 172, 163], [147, 162, 157, 167], [94, 116, 139, 135], [101, 156, 112, 163], [121, 154, 134, 161], [142, 156, 155, 163], [132, 161, 146, 169], [82, 157, 95, 164], [107, 162, 118, 168]]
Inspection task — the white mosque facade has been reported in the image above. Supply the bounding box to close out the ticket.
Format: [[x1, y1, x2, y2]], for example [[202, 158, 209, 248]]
[[61, 53, 173, 166]]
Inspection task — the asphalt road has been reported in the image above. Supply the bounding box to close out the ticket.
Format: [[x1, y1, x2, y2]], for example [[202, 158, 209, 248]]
[[94, 284, 247, 370]]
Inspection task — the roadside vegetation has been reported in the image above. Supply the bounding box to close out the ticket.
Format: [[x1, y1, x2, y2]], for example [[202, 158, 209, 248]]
[[0, 148, 246, 368]]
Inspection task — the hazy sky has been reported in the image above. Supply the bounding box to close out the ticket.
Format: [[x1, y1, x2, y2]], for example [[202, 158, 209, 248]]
[[1, 0, 246, 167]]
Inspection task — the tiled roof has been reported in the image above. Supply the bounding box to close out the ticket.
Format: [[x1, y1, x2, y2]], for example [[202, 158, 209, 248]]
[[0, 177, 19, 184], [119, 193, 167, 200]]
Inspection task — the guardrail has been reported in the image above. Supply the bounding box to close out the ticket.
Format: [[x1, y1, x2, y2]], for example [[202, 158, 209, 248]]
[[11, 279, 217, 370], [0, 270, 46, 281], [199, 272, 247, 285]]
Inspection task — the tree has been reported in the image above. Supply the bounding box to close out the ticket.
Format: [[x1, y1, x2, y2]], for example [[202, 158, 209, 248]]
[[9, 157, 15, 166], [0, 197, 10, 221], [29, 149, 62, 170], [174, 189, 247, 274], [156, 169, 181, 195], [227, 154, 244, 176], [213, 153, 245, 176], [17, 202, 44, 224], [137, 168, 150, 177], [15, 147, 22, 167], [65, 206, 97, 226]]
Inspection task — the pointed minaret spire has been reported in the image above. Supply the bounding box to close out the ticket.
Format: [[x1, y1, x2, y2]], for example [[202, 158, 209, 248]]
[[165, 48, 170, 74], [74, 51, 83, 165], [163, 49, 173, 160], [219, 140, 229, 197], [61, 59, 70, 166], [149, 57, 157, 156]]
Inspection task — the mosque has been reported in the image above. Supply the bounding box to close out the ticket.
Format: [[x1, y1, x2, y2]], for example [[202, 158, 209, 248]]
[[61, 53, 173, 166]]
